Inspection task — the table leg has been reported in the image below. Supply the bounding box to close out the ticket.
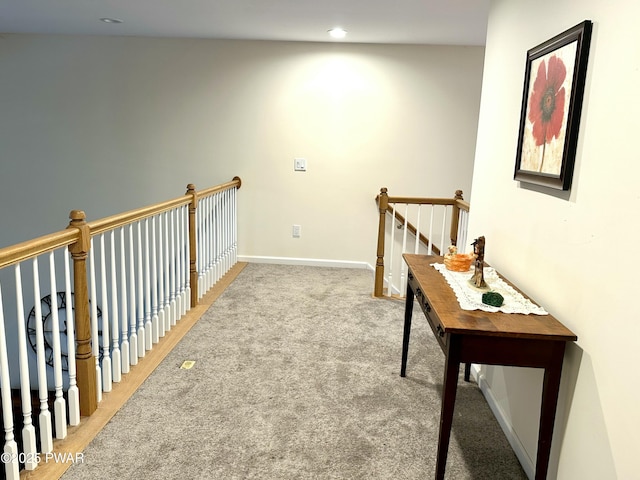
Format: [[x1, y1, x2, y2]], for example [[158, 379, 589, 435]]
[[464, 362, 471, 382], [435, 336, 461, 480], [400, 283, 415, 377], [535, 342, 566, 480]]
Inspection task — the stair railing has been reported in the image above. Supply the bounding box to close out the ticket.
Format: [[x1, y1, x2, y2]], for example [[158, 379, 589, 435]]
[[0, 177, 241, 479], [374, 188, 469, 298]]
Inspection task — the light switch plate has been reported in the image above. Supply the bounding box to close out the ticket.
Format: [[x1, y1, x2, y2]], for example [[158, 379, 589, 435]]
[[294, 158, 307, 171]]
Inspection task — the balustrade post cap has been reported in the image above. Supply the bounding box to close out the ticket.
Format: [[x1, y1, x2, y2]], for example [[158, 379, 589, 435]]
[[67, 210, 91, 253], [69, 210, 87, 221], [186, 183, 196, 192], [380, 187, 388, 194]]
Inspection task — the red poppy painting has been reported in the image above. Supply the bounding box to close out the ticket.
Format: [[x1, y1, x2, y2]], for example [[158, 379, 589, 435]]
[[514, 21, 592, 191], [529, 55, 567, 151]]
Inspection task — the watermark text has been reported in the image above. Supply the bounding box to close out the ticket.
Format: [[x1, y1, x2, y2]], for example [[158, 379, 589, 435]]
[[1, 451, 85, 465]]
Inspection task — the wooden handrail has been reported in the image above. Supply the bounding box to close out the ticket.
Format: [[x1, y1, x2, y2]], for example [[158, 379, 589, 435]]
[[385, 196, 457, 206], [455, 198, 470, 211], [87, 178, 241, 236], [87, 196, 191, 236], [197, 176, 242, 197], [0, 178, 244, 268], [0, 229, 78, 269]]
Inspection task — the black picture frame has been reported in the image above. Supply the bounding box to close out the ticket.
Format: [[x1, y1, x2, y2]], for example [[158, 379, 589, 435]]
[[514, 20, 592, 190]]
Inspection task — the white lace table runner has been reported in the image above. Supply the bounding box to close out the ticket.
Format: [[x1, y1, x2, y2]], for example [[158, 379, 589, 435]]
[[431, 263, 548, 315]]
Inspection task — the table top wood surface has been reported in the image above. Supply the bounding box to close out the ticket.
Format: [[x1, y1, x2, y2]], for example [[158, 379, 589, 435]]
[[403, 254, 577, 342]]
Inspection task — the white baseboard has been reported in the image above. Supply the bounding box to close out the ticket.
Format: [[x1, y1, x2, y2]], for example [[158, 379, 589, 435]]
[[238, 255, 373, 270], [474, 366, 535, 480]]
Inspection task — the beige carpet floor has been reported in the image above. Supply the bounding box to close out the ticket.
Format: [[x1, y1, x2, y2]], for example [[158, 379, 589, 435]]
[[61, 263, 527, 480]]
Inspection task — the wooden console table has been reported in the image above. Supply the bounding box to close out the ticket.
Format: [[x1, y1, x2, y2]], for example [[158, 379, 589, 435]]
[[401, 254, 577, 480]]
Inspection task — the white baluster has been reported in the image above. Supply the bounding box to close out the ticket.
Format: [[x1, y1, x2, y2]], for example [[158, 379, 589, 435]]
[[198, 195, 207, 299], [183, 204, 189, 312], [31, 258, 53, 453], [208, 194, 213, 284], [201, 195, 208, 293], [217, 191, 223, 281], [223, 189, 229, 277], [144, 218, 152, 350], [0, 284, 20, 479], [180, 206, 187, 316], [164, 211, 172, 332], [48, 252, 67, 439], [64, 247, 80, 426], [414, 205, 422, 254], [184, 205, 191, 313], [110, 231, 121, 382], [128, 224, 138, 366], [219, 191, 225, 279], [229, 189, 234, 267], [440, 205, 447, 255], [210, 194, 217, 289], [195, 199, 202, 300], [136, 221, 146, 358], [212, 192, 220, 291], [458, 210, 469, 253], [201, 196, 208, 298], [428, 206, 435, 255], [228, 189, 234, 267], [227, 189, 232, 273], [170, 209, 177, 326], [151, 216, 159, 344], [387, 203, 396, 296], [88, 239, 102, 401], [12, 265, 38, 469], [120, 227, 130, 374], [175, 209, 183, 321], [230, 188, 235, 265], [209, 193, 215, 284], [157, 213, 166, 338], [400, 204, 409, 297], [99, 234, 112, 393], [223, 189, 228, 278], [232, 186, 238, 265]]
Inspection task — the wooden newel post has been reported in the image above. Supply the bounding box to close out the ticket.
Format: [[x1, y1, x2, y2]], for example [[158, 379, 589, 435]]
[[374, 187, 389, 297], [67, 210, 97, 416], [186, 184, 199, 308], [450, 190, 464, 247]]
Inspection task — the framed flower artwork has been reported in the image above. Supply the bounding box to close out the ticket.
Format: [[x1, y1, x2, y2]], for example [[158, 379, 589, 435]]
[[514, 20, 592, 190]]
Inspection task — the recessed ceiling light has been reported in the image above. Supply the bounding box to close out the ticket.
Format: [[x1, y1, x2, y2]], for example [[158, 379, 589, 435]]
[[328, 28, 347, 39], [100, 17, 123, 24]]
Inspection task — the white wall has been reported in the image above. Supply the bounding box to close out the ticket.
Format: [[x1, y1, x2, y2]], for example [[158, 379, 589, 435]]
[[470, 1, 640, 478], [0, 35, 484, 270]]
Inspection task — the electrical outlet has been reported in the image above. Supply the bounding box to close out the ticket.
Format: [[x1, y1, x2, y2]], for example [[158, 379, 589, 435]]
[[292, 224, 301, 238]]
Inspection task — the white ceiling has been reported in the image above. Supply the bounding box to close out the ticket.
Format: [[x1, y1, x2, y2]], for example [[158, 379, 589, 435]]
[[0, 0, 490, 46]]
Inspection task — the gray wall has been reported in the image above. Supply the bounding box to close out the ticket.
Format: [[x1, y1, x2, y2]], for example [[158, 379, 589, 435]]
[[0, 36, 484, 269]]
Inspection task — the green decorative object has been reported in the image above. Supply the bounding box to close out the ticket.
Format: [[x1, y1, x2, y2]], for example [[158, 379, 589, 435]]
[[482, 291, 504, 307]]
